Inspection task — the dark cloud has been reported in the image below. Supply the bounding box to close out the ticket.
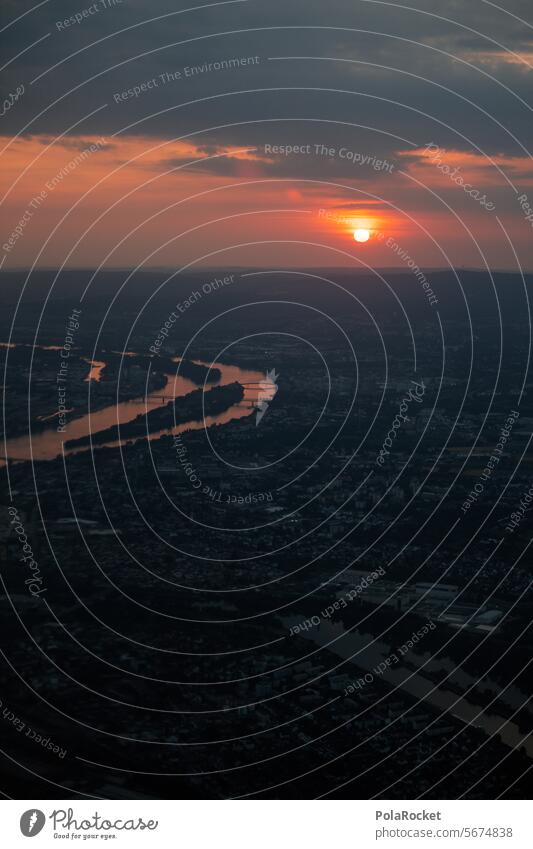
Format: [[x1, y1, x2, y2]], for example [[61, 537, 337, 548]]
[[2, 0, 532, 171]]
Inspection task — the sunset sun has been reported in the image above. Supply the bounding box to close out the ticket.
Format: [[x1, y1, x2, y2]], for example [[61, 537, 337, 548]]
[[354, 228, 370, 242]]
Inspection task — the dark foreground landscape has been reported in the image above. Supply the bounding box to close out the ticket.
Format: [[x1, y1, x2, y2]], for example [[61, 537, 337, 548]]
[[0, 267, 531, 799]]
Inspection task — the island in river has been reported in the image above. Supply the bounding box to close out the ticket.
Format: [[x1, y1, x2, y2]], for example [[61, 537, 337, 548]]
[[143, 354, 221, 385], [65, 382, 244, 449], [1, 344, 221, 440]]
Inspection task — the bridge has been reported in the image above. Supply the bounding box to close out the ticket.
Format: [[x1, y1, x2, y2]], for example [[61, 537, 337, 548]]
[[241, 381, 274, 387], [142, 381, 274, 402]]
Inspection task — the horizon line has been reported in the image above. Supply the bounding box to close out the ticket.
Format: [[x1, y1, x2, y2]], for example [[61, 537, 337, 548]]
[[2, 266, 533, 274]]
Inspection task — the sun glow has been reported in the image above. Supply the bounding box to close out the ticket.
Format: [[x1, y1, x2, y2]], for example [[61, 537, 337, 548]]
[[354, 228, 370, 242]]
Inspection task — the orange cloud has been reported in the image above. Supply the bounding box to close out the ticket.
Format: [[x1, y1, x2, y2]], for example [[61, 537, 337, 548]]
[[398, 146, 533, 190]]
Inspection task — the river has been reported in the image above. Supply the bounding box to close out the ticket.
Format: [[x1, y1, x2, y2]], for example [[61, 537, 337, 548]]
[[2, 349, 275, 464], [295, 619, 532, 758]]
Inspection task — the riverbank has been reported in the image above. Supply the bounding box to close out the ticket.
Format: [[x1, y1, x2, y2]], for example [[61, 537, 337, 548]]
[[65, 382, 244, 449]]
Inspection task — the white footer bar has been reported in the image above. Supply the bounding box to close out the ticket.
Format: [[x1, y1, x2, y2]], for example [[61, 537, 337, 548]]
[[2, 799, 530, 848]]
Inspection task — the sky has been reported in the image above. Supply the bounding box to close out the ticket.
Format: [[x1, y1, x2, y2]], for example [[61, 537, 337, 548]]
[[1, 0, 533, 271]]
